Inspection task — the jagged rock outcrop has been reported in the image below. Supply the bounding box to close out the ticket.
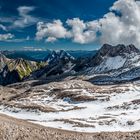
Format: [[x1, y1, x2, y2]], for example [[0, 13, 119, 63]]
[[44, 50, 75, 63], [98, 44, 139, 56], [86, 44, 140, 84], [0, 53, 9, 70], [28, 50, 76, 79], [0, 54, 47, 85], [89, 44, 140, 67]]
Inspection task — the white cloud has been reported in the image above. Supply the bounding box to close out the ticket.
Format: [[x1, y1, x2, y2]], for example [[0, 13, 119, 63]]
[[46, 37, 57, 42], [66, 18, 95, 44], [36, 0, 140, 47], [0, 24, 7, 31], [0, 33, 31, 42], [0, 33, 14, 41], [36, 20, 68, 42], [10, 6, 38, 29], [98, 0, 140, 46], [36, 18, 98, 44], [0, 6, 38, 30], [66, 18, 86, 44], [26, 36, 30, 40], [18, 6, 35, 16]]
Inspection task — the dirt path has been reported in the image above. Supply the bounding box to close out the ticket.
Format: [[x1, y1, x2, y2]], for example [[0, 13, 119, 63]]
[[0, 114, 140, 140]]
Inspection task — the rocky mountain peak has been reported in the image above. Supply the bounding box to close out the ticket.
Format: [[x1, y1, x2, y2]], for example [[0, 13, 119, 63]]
[[0, 52, 8, 61], [0, 53, 9, 70], [89, 44, 140, 67], [44, 50, 75, 63], [98, 44, 140, 57]]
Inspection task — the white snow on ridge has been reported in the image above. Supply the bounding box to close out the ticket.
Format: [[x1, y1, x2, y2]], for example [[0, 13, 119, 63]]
[[87, 56, 126, 74], [86, 53, 140, 76], [100, 56, 126, 70]]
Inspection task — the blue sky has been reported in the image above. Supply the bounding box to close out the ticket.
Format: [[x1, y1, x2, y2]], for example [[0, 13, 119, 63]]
[[0, 0, 139, 50], [0, 0, 116, 50]]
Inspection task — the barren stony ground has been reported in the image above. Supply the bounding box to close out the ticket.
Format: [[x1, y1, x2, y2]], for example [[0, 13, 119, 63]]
[[0, 114, 140, 140], [0, 79, 140, 139]]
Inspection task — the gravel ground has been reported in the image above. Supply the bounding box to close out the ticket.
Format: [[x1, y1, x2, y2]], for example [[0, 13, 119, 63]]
[[0, 114, 140, 140]]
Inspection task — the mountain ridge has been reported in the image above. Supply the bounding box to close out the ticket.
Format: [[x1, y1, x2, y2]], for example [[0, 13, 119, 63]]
[[0, 54, 48, 85], [1, 44, 140, 85]]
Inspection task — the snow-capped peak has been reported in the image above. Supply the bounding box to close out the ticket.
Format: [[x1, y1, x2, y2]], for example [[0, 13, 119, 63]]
[[98, 44, 140, 58], [44, 50, 75, 63], [87, 44, 140, 74]]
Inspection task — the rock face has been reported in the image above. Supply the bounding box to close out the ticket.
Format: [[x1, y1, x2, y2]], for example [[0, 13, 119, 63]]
[[0, 53, 9, 70], [29, 44, 140, 84], [85, 44, 140, 73], [44, 50, 75, 64], [90, 44, 140, 67], [86, 44, 140, 84], [0, 50, 76, 85], [98, 44, 139, 57], [29, 50, 76, 79], [0, 54, 46, 85]]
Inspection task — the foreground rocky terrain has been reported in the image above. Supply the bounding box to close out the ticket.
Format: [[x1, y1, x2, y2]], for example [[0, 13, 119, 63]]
[[0, 79, 140, 133], [1, 114, 140, 140]]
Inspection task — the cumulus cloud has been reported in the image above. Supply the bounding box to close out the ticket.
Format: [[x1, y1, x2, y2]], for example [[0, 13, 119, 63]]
[[36, 20, 68, 42], [0, 33, 14, 41], [36, 18, 98, 44], [66, 18, 86, 44], [99, 0, 140, 46], [36, 0, 140, 47], [66, 18, 98, 44]]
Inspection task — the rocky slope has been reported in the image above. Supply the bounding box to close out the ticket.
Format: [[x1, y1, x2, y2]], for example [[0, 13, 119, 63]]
[[0, 79, 140, 133], [28, 50, 76, 80], [44, 50, 75, 63], [86, 44, 140, 73], [83, 44, 140, 84], [1, 114, 140, 140], [0, 53, 47, 85]]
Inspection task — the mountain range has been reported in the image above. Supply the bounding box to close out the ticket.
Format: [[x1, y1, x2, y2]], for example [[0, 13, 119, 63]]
[[2, 50, 97, 61], [1, 44, 140, 85]]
